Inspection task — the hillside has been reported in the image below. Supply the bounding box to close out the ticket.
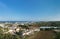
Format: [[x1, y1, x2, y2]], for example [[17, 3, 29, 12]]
[[28, 31, 55, 39]]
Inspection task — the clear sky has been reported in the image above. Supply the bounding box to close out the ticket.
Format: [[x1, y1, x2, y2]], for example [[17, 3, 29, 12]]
[[0, 0, 60, 21]]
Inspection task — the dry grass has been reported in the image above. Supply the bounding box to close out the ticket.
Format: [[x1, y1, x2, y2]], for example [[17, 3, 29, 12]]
[[28, 31, 55, 39]]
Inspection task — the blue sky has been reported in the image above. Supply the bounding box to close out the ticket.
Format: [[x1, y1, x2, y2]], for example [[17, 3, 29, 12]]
[[0, 0, 60, 21]]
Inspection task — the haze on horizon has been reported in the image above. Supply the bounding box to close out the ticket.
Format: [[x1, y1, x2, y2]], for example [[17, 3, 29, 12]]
[[0, 0, 60, 21]]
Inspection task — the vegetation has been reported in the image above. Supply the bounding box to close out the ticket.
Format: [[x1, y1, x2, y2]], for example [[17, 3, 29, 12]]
[[0, 29, 21, 39], [0, 21, 60, 39], [55, 32, 60, 39], [35, 21, 60, 26], [0, 33, 21, 39]]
